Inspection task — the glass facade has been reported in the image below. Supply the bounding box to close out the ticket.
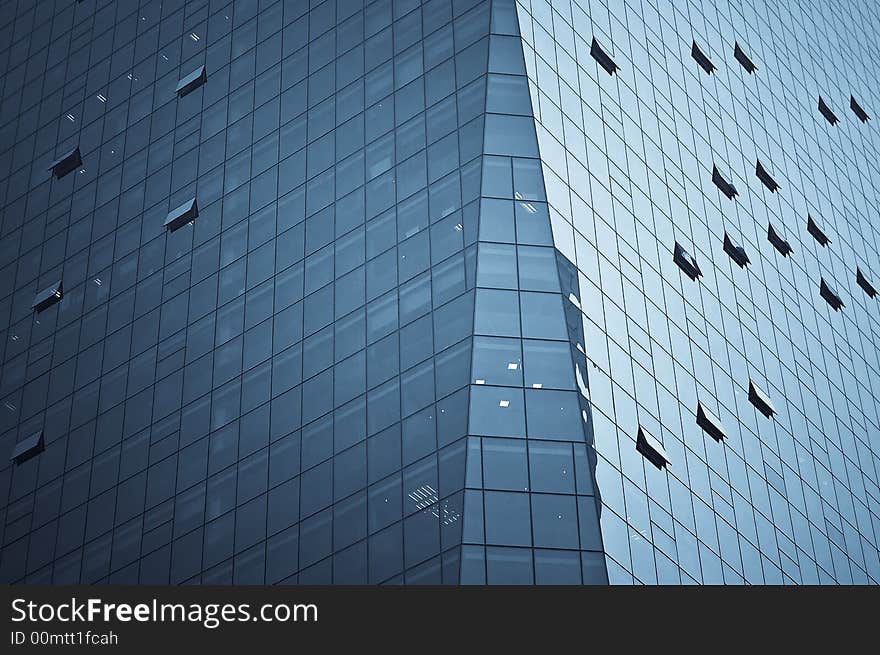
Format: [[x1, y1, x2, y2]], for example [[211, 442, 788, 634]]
[[0, 0, 877, 585]]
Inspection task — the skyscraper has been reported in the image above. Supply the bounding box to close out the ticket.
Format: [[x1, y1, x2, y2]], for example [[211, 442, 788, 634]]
[[1, 0, 878, 585]]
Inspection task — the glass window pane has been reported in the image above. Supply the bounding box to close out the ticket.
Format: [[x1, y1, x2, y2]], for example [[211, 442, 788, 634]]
[[472, 336, 522, 386], [482, 438, 529, 491], [484, 491, 531, 546], [529, 441, 575, 493], [469, 386, 525, 438], [523, 340, 574, 390]]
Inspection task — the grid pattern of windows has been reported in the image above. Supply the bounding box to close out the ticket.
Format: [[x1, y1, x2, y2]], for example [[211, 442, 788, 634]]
[[512, 0, 880, 583], [0, 0, 490, 585], [456, 5, 606, 583], [0, 0, 878, 586]]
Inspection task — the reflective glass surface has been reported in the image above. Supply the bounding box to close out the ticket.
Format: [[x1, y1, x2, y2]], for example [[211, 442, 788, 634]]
[[0, 0, 878, 585]]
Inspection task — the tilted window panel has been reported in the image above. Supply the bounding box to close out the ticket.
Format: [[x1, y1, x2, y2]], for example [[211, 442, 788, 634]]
[[733, 42, 757, 73], [636, 426, 670, 470], [48, 146, 81, 178], [176, 65, 207, 96], [11, 430, 44, 464], [691, 41, 716, 74], [748, 380, 776, 418], [768, 223, 792, 256], [851, 95, 870, 122], [164, 197, 199, 231], [819, 278, 844, 311], [723, 232, 750, 268], [806, 215, 831, 246], [673, 242, 702, 280], [818, 97, 839, 125], [696, 403, 726, 442], [856, 267, 877, 298], [755, 159, 780, 192], [712, 165, 738, 199], [590, 37, 619, 75], [32, 280, 63, 312]]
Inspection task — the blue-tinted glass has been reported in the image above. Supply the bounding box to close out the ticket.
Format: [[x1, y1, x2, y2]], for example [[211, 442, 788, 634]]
[[3, 0, 877, 589], [482, 438, 528, 491], [484, 491, 531, 547], [486, 546, 533, 584]]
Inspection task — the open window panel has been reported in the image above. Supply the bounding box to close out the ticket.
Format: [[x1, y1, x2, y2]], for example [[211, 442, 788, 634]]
[[818, 97, 839, 125], [636, 426, 670, 470], [723, 232, 750, 268], [733, 42, 757, 73], [696, 402, 726, 442], [32, 280, 63, 312], [11, 430, 44, 465], [755, 159, 780, 192], [176, 65, 207, 97], [748, 379, 776, 418], [164, 198, 199, 231], [48, 146, 81, 178], [856, 267, 877, 298], [673, 242, 702, 280], [819, 278, 844, 311], [767, 223, 792, 257], [590, 37, 619, 75], [712, 165, 738, 199], [806, 214, 830, 246], [691, 40, 716, 74], [851, 95, 870, 122]]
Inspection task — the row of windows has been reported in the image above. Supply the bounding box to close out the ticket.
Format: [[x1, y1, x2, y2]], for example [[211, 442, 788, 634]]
[[511, 30, 870, 395], [591, 26, 872, 130], [673, 211, 874, 312], [563, 27, 872, 298]]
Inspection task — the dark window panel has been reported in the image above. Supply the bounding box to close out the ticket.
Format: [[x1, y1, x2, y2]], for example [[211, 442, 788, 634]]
[[755, 159, 780, 192], [673, 242, 702, 281], [636, 426, 669, 470], [819, 278, 844, 311], [818, 97, 839, 125], [711, 165, 738, 199], [164, 197, 199, 231], [33, 280, 63, 311], [748, 380, 776, 418], [11, 429, 44, 464], [48, 146, 81, 178], [723, 233, 750, 267], [856, 267, 877, 298], [767, 223, 792, 256], [806, 215, 830, 246], [589, 37, 618, 75], [691, 41, 715, 74], [851, 95, 870, 122], [696, 403, 725, 442], [733, 42, 757, 73], [176, 64, 207, 97]]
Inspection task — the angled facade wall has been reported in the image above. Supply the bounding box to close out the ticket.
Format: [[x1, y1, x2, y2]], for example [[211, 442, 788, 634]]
[[1, 0, 879, 585], [509, 0, 880, 583]]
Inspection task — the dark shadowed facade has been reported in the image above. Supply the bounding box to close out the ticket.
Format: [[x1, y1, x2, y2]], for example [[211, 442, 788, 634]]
[[1, 0, 879, 584]]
